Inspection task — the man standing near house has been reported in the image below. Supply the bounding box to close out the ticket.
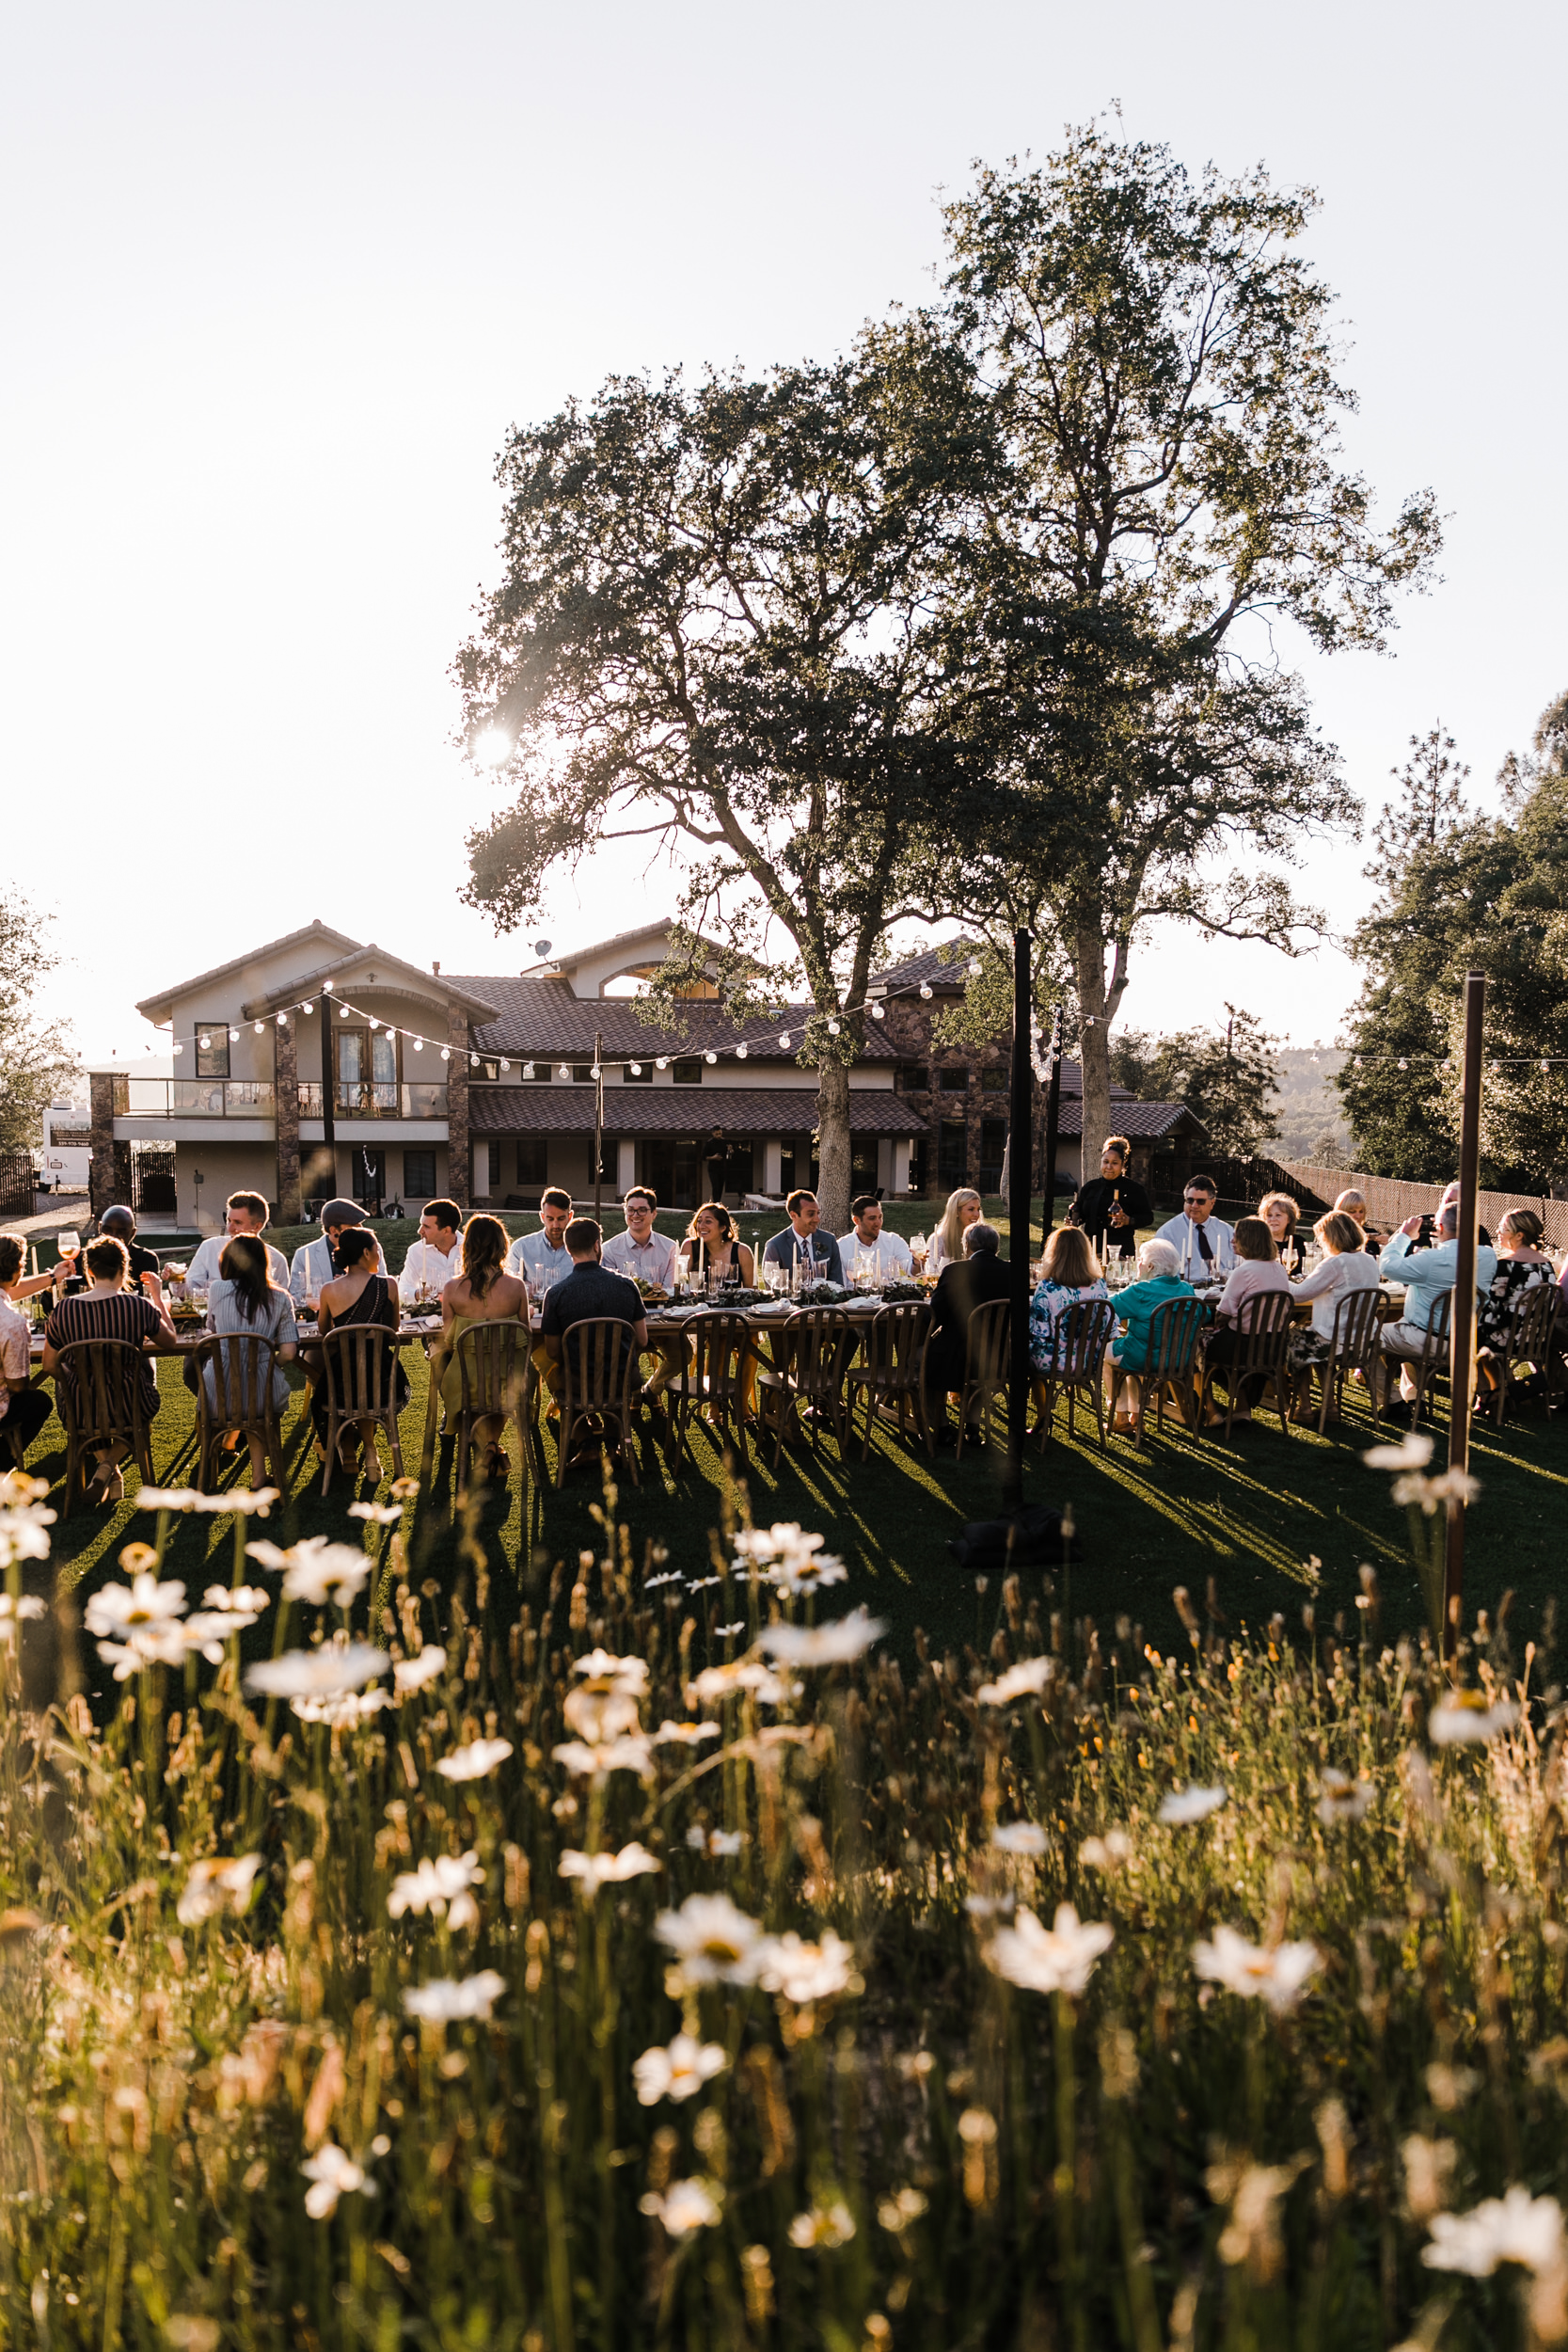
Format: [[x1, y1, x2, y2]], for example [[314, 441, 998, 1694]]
[[185, 1191, 291, 1291], [762, 1190, 845, 1286], [1156, 1175, 1237, 1281], [398, 1199, 464, 1301], [602, 1187, 680, 1290], [506, 1187, 574, 1293], [837, 1194, 911, 1281]]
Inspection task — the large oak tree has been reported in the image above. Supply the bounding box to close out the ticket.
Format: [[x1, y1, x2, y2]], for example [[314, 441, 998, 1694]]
[[455, 328, 983, 1230]]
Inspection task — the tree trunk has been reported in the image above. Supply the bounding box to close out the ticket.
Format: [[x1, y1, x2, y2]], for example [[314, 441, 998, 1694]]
[[1073, 923, 1113, 1185], [816, 1062, 852, 1236]]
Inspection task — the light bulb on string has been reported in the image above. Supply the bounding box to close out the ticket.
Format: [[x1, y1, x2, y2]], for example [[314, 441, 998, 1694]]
[[412, 1038, 423, 1053], [522, 1061, 534, 1078], [736, 1043, 748, 1059], [198, 1033, 211, 1050], [440, 1047, 450, 1061], [276, 1012, 287, 1027], [871, 1003, 884, 1021], [629, 1061, 641, 1075], [590, 1063, 601, 1078], [321, 980, 333, 994], [656, 1057, 669, 1071], [302, 1001, 313, 1015], [919, 983, 932, 1001], [469, 1054, 479, 1068], [705, 1051, 717, 1064], [559, 1063, 570, 1078], [369, 1017, 379, 1030], [499, 1059, 511, 1073], [228, 1027, 240, 1042], [171, 1041, 183, 1056], [253, 1020, 263, 1035], [827, 1019, 841, 1036], [968, 958, 983, 977], [1398, 1058, 1408, 1070], [778, 1032, 791, 1049]]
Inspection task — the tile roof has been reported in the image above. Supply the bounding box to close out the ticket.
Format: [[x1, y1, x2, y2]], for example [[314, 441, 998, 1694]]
[[135, 920, 361, 1024], [467, 1086, 927, 1137], [1054, 1099, 1203, 1141], [241, 946, 500, 1024], [446, 976, 895, 1061]]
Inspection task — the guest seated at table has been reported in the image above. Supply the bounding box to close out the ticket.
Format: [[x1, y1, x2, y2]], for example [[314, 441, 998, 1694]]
[[505, 1187, 574, 1292], [1101, 1236, 1194, 1432], [926, 1188, 982, 1277], [1028, 1226, 1109, 1373], [1202, 1217, 1289, 1426], [185, 1192, 290, 1291], [677, 1202, 754, 1290], [0, 1235, 53, 1461], [602, 1187, 680, 1291], [1156, 1176, 1237, 1281], [1285, 1211, 1383, 1420], [1376, 1204, 1497, 1409], [922, 1219, 1010, 1446], [96, 1205, 164, 1296], [1331, 1190, 1382, 1254], [1439, 1179, 1493, 1248], [1259, 1192, 1307, 1275], [310, 1228, 408, 1472], [0, 1231, 67, 1307], [436, 1213, 530, 1475], [1067, 1137, 1151, 1263], [41, 1235, 180, 1503], [838, 1194, 912, 1281], [761, 1192, 844, 1287], [398, 1199, 464, 1302], [198, 1236, 298, 1486], [289, 1200, 387, 1303], [1475, 1210, 1558, 1394], [540, 1222, 648, 1438]]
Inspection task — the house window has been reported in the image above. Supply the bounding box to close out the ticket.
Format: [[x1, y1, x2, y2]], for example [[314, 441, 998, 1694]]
[[486, 1142, 501, 1188], [195, 1021, 230, 1080], [522, 1061, 552, 1083], [979, 1119, 1006, 1191], [938, 1118, 969, 1186], [937, 1067, 968, 1093], [515, 1138, 547, 1186], [471, 1057, 500, 1082], [981, 1067, 1006, 1092], [403, 1149, 436, 1200], [672, 1058, 703, 1085], [570, 1065, 595, 1084], [895, 1061, 927, 1093]]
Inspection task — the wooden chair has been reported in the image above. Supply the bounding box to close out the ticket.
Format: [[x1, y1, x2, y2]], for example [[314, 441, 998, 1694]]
[[661, 1311, 755, 1466], [956, 1298, 1010, 1461], [319, 1326, 405, 1496], [755, 1309, 855, 1470], [1204, 1290, 1294, 1440], [422, 1319, 537, 1488], [846, 1301, 933, 1459], [1482, 1280, 1560, 1428], [52, 1340, 156, 1519], [1308, 1285, 1386, 1437], [1384, 1289, 1451, 1423], [1109, 1295, 1207, 1446], [191, 1332, 285, 1494], [556, 1316, 641, 1487], [1032, 1298, 1117, 1452]]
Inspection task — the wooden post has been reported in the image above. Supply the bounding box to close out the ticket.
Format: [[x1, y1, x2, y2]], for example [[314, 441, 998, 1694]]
[[320, 992, 336, 1202], [1004, 930, 1034, 1514], [593, 1028, 605, 1223], [1040, 1007, 1063, 1263], [1443, 971, 1485, 1661]]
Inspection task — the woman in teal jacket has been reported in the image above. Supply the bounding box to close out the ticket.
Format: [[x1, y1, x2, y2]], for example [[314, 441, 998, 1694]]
[[1105, 1236, 1194, 1432]]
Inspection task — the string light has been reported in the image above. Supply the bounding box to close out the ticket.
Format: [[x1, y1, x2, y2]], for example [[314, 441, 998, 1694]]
[[198, 1034, 211, 1049], [470, 1053, 479, 1067], [736, 1043, 748, 1059], [827, 1019, 841, 1036], [171, 1041, 182, 1056], [779, 1032, 791, 1049], [560, 1063, 571, 1078], [919, 984, 932, 1001], [321, 980, 333, 994], [253, 1020, 263, 1034], [302, 1001, 313, 1015], [704, 1051, 718, 1064], [277, 1013, 287, 1027], [440, 1047, 451, 1061], [412, 1038, 423, 1053], [629, 1060, 642, 1074], [871, 1003, 885, 1021], [656, 1057, 669, 1070], [228, 1027, 240, 1041], [499, 1059, 511, 1073], [522, 1061, 535, 1078], [590, 1063, 602, 1078]]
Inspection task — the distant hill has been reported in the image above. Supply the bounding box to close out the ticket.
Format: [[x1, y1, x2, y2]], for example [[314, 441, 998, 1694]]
[[1269, 1047, 1352, 1164]]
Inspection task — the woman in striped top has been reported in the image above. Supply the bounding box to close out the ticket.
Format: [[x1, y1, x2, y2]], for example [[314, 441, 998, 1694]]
[[41, 1234, 178, 1502]]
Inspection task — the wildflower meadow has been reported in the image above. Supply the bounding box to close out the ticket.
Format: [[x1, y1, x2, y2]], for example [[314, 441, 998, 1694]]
[[0, 1445, 1564, 2351]]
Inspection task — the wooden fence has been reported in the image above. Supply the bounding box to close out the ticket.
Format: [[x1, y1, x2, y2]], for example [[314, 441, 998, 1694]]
[[1279, 1161, 1568, 1249]]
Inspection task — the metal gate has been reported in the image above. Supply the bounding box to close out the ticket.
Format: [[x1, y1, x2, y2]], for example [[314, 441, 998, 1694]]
[[131, 1144, 177, 1216], [0, 1153, 32, 1217]]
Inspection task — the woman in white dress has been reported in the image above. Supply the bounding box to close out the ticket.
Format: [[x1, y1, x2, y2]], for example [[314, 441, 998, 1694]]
[[926, 1188, 982, 1277]]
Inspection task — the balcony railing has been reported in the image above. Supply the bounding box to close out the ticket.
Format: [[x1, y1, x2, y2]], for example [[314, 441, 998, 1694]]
[[297, 1083, 449, 1120], [123, 1079, 277, 1117], [119, 1079, 448, 1120]]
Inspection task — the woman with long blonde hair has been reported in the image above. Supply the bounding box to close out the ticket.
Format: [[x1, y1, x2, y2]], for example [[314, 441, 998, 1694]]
[[927, 1187, 982, 1277]]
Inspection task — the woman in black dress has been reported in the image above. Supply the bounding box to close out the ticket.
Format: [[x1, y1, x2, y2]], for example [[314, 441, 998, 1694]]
[[1067, 1136, 1152, 1263], [312, 1227, 408, 1469]]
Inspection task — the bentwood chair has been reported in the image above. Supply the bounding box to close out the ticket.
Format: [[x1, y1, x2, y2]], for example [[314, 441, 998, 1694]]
[[1109, 1295, 1207, 1446], [1032, 1298, 1117, 1453], [1204, 1290, 1295, 1442], [191, 1332, 286, 1494], [53, 1340, 157, 1519], [1310, 1287, 1386, 1438], [557, 1317, 641, 1487], [422, 1319, 539, 1490], [755, 1309, 856, 1469], [660, 1311, 756, 1468], [846, 1301, 933, 1459], [955, 1299, 1010, 1460], [1482, 1280, 1560, 1429], [319, 1327, 405, 1496], [1386, 1290, 1452, 1424]]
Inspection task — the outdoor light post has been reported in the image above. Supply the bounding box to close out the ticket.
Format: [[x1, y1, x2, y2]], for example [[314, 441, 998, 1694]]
[[593, 1027, 604, 1222], [1443, 970, 1485, 1661], [320, 992, 336, 1196], [1004, 928, 1034, 1514], [1039, 1004, 1063, 1263]]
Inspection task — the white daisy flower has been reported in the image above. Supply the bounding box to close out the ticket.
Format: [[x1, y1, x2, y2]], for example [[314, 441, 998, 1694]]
[[654, 1894, 765, 1986], [559, 1842, 662, 1898], [403, 1971, 506, 2024], [435, 1739, 515, 1782], [753, 1930, 858, 2005], [1316, 1769, 1375, 1825], [245, 1643, 388, 1700], [176, 1854, 263, 1925], [84, 1572, 187, 1641], [654, 1719, 721, 1747], [392, 1646, 447, 1695], [788, 2201, 856, 2249], [975, 1656, 1055, 1706], [1362, 1433, 1434, 1471], [388, 1852, 483, 1920], [987, 1904, 1114, 1996], [292, 1687, 392, 1728], [347, 1501, 404, 1524], [990, 1822, 1049, 1857], [550, 1735, 654, 1781], [686, 1827, 744, 1857], [1429, 1692, 1520, 1745], [631, 2033, 727, 2106], [759, 1609, 886, 1666], [1193, 1925, 1320, 2013], [300, 2142, 370, 2219], [639, 2178, 721, 2237], [1158, 1784, 1227, 1826], [1423, 2187, 1565, 2277]]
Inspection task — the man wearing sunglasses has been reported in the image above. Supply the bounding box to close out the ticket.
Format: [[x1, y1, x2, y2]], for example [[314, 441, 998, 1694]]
[[1156, 1175, 1237, 1280]]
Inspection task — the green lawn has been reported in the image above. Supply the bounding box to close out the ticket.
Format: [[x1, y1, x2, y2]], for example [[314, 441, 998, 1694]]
[[24, 1200, 1568, 1676]]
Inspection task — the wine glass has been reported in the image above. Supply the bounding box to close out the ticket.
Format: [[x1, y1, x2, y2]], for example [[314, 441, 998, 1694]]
[[56, 1229, 80, 1267]]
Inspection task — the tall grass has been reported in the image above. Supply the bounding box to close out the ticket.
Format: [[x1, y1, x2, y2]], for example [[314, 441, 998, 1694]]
[[0, 1454, 1564, 2350]]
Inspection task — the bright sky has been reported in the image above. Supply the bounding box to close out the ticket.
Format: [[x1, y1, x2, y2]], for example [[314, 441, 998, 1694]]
[[5, 1, 1564, 1070]]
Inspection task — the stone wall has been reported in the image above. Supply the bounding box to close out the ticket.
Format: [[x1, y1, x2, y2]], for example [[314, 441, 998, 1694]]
[[274, 1017, 302, 1224], [879, 997, 1046, 1197], [447, 1006, 470, 1211]]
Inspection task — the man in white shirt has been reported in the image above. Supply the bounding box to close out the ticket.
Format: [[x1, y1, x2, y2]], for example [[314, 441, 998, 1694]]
[[398, 1198, 464, 1301], [1156, 1176, 1237, 1280], [289, 1200, 388, 1302], [838, 1194, 912, 1280], [184, 1190, 290, 1292], [505, 1186, 574, 1292], [601, 1187, 680, 1290]]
